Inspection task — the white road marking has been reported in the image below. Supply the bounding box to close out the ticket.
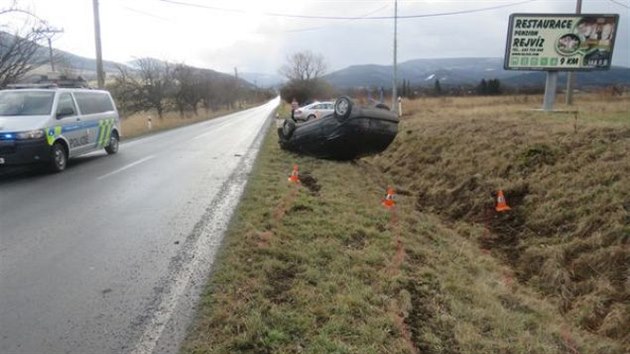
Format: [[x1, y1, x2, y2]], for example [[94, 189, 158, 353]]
[[96, 155, 156, 180]]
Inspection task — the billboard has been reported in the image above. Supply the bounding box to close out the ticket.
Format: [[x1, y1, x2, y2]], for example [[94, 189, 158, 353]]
[[505, 13, 619, 71]]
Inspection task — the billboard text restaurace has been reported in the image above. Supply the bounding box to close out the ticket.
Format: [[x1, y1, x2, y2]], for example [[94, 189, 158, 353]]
[[505, 14, 619, 71]]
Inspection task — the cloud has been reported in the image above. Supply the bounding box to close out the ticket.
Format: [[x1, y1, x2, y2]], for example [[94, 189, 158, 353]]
[[8, 0, 629, 74]]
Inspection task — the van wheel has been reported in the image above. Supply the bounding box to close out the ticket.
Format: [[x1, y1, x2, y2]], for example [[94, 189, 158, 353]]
[[105, 131, 119, 155], [49, 142, 67, 172]]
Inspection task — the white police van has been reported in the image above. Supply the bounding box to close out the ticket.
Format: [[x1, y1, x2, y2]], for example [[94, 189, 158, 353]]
[[0, 84, 121, 172]]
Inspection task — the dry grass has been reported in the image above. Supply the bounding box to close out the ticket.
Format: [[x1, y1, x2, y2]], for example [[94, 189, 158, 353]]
[[120, 106, 251, 140], [368, 92, 630, 348], [182, 94, 628, 353]]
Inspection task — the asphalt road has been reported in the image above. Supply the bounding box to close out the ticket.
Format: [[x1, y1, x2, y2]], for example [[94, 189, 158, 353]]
[[0, 97, 279, 354]]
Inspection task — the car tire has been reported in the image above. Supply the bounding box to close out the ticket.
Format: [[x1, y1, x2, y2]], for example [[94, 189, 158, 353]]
[[105, 131, 119, 155], [334, 96, 353, 120], [49, 142, 67, 173], [281, 119, 296, 139]]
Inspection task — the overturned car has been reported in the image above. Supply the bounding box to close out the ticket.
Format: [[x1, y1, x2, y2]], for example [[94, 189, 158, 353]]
[[278, 97, 399, 160]]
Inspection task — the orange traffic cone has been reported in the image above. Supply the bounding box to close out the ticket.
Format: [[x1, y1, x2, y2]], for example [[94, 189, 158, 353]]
[[288, 164, 300, 183], [382, 187, 396, 208], [495, 190, 511, 212]]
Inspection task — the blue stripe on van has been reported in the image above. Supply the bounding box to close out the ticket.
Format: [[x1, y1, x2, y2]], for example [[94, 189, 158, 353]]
[[61, 120, 100, 133]]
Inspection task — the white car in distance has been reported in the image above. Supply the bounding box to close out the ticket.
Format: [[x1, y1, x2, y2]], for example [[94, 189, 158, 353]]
[[293, 101, 334, 122]]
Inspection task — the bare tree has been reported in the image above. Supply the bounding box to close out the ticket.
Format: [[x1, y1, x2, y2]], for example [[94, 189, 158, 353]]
[[0, 0, 25, 17], [54, 53, 78, 77], [0, 2, 51, 88], [172, 64, 204, 117], [135, 58, 173, 118], [279, 51, 331, 104], [200, 73, 219, 113], [107, 64, 146, 116], [108, 57, 272, 119], [279, 50, 328, 82]]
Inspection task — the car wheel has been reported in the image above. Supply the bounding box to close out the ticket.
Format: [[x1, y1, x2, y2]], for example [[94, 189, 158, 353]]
[[281, 119, 296, 139], [334, 96, 352, 120], [105, 131, 119, 155], [49, 142, 67, 172]]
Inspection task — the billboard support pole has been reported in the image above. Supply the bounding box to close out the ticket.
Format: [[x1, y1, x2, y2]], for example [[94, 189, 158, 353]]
[[391, 0, 398, 115], [566, 0, 583, 105], [543, 71, 558, 112], [93, 0, 104, 89]]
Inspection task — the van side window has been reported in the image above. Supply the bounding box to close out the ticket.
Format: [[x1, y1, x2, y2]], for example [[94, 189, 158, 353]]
[[74, 92, 114, 115], [56, 93, 77, 118]]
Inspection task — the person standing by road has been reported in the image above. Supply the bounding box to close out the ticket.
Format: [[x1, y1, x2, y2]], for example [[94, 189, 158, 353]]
[[291, 98, 299, 120]]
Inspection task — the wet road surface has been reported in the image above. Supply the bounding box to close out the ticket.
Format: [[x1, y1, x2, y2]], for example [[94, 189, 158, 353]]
[[0, 98, 279, 353]]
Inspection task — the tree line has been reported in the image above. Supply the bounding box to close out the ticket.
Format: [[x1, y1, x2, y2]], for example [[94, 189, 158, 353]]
[[109, 58, 274, 118], [397, 78, 503, 98], [1, 2, 274, 118]]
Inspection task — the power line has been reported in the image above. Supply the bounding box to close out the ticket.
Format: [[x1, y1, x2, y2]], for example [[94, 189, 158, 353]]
[[285, 3, 390, 33], [121, 5, 171, 21], [608, 0, 630, 9], [393, 0, 537, 19], [156, 0, 537, 20]]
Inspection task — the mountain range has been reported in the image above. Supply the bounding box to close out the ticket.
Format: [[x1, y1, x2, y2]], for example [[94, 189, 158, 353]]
[[3, 31, 628, 90], [323, 57, 630, 89], [0, 32, 252, 88]]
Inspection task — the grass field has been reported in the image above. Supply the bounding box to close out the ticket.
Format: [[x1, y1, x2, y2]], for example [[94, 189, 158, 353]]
[[120, 106, 252, 140], [182, 93, 629, 353]]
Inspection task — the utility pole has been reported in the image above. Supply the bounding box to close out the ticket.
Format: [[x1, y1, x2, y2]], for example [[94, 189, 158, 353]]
[[42, 28, 64, 73], [234, 67, 240, 108], [92, 0, 104, 88], [565, 0, 582, 105], [391, 0, 398, 114]]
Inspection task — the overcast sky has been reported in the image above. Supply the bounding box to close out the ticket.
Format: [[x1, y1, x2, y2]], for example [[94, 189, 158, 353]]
[[3, 0, 629, 75]]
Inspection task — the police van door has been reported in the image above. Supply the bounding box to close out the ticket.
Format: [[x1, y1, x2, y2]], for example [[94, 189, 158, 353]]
[[73, 91, 116, 152], [54, 92, 91, 156]]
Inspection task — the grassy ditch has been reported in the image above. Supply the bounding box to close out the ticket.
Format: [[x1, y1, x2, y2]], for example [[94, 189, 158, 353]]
[[182, 93, 627, 353], [369, 93, 629, 348]]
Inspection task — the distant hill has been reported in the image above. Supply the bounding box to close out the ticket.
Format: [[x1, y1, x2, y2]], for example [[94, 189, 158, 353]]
[[323, 57, 630, 89], [239, 72, 285, 88], [0, 31, 252, 87], [124, 58, 252, 88]]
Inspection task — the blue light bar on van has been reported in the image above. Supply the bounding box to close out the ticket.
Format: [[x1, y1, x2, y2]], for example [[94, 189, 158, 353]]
[[0, 130, 46, 140]]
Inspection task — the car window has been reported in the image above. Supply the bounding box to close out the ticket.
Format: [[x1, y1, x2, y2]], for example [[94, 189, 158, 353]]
[[74, 92, 114, 115], [312, 104, 321, 109], [0, 91, 55, 116], [56, 93, 77, 117]]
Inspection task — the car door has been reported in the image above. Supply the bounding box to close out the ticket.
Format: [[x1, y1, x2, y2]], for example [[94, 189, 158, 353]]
[[73, 91, 117, 151], [310, 104, 321, 119], [55, 92, 90, 156]]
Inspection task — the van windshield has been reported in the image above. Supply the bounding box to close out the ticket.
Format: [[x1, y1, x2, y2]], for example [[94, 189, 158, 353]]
[[0, 91, 55, 116]]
